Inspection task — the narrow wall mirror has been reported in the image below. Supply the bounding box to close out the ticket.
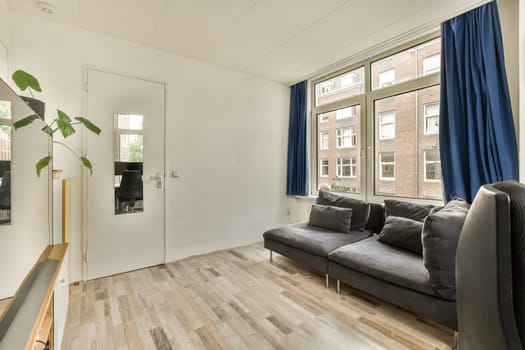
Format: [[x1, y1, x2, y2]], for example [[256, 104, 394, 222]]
[[114, 113, 143, 214], [0, 100, 10, 224]]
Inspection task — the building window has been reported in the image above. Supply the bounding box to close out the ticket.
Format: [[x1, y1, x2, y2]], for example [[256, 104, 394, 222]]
[[424, 102, 439, 135], [378, 69, 395, 88], [380, 152, 395, 180], [336, 157, 357, 178], [312, 36, 441, 200], [423, 54, 441, 75], [319, 132, 329, 150], [379, 111, 395, 139], [336, 106, 356, 120], [319, 113, 329, 123], [336, 127, 356, 148], [424, 149, 441, 181], [320, 159, 329, 177], [318, 81, 335, 95]]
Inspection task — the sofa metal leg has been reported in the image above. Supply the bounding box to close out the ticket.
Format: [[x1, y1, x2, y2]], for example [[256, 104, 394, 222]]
[[336, 280, 341, 294], [269, 250, 273, 263], [325, 274, 329, 288], [453, 331, 458, 349]]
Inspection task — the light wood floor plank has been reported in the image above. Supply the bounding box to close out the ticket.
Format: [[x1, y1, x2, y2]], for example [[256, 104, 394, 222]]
[[62, 242, 453, 349]]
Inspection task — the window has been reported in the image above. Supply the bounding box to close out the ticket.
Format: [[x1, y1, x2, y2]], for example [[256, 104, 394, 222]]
[[372, 38, 441, 90], [318, 81, 335, 95], [423, 54, 441, 75], [380, 152, 395, 180], [424, 102, 439, 135], [378, 69, 395, 88], [315, 66, 365, 106], [320, 159, 329, 177], [336, 106, 356, 120], [319, 132, 329, 150], [424, 149, 441, 181], [312, 36, 441, 200], [379, 111, 395, 139], [336, 158, 357, 178], [319, 113, 329, 123], [336, 127, 356, 148]]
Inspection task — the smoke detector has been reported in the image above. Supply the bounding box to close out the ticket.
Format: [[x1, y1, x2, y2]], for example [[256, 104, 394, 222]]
[[36, 2, 57, 15]]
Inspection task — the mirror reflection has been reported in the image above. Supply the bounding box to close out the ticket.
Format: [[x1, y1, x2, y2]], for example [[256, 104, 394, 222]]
[[0, 100, 11, 224], [114, 114, 143, 214]]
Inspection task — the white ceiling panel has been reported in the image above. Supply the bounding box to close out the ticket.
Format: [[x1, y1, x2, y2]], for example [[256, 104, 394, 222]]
[[7, 0, 488, 84], [150, 0, 257, 60], [207, 0, 348, 71], [78, 0, 168, 45], [7, 0, 80, 25]]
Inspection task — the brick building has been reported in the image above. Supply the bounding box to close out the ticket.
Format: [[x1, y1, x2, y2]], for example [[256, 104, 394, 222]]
[[316, 39, 442, 200]]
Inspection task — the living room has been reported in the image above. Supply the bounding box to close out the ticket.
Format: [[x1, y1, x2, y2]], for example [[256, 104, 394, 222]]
[[0, 0, 523, 349]]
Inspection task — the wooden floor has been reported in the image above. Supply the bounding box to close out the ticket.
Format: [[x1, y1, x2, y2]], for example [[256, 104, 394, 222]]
[[0, 297, 12, 316], [62, 243, 454, 350]]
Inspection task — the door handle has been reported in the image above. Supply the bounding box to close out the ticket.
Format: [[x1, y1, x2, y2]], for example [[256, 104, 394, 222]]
[[149, 172, 163, 188]]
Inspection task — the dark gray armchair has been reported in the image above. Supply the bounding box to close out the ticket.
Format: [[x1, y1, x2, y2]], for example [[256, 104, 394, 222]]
[[456, 181, 525, 350]]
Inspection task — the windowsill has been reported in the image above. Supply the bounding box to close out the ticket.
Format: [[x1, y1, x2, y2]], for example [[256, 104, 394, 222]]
[[294, 195, 317, 200]]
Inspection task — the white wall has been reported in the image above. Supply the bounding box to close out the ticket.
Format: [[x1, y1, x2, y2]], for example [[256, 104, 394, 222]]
[[9, 12, 293, 282], [0, 0, 9, 80]]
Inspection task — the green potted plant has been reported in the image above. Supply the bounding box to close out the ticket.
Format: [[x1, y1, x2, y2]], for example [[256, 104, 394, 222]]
[[11, 70, 101, 176]]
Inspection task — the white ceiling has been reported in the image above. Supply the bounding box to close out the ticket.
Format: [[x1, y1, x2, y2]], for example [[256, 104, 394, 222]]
[[7, 0, 487, 84]]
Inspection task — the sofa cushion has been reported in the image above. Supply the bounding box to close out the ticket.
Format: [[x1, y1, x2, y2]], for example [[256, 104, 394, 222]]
[[377, 216, 423, 255], [422, 198, 470, 300], [308, 204, 353, 233], [385, 199, 434, 222], [329, 236, 437, 298], [317, 190, 370, 229], [365, 202, 386, 233], [263, 222, 372, 257]]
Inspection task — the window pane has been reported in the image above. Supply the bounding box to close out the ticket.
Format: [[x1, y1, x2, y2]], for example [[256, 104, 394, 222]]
[[317, 105, 361, 193], [118, 114, 143, 130], [371, 38, 441, 90], [375, 85, 441, 199], [315, 67, 365, 106]]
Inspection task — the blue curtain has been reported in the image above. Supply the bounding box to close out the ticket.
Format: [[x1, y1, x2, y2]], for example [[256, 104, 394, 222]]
[[286, 81, 309, 196], [440, 1, 518, 202]]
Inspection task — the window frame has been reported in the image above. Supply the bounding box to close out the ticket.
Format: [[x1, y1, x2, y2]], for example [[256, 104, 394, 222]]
[[378, 68, 395, 88], [319, 131, 329, 150], [320, 159, 329, 177], [310, 32, 442, 204], [378, 110, 396, 140], [424, 102, 440, 135], [336, 127, 356, 149], [379, 152, 395, 181], [424, 149, 441, 182], [423, 54, 441, 75], [336, 157, 357, 178]]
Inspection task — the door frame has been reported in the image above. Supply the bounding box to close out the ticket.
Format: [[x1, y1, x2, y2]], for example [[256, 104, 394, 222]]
[[82, 66, 168, 281]]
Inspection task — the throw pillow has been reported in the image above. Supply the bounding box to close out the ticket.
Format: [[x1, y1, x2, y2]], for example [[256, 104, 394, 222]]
[[384, 199, 434, 222], [377, 216, 423, 255], [422, 198, 470, 300], [317, 190, 370, 229], [308, 204, 353, 233]]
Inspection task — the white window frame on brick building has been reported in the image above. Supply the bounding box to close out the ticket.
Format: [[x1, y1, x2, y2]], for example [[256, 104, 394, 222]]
[[320, 159, 329, 177], [424, 102, 439, 135], [336, 106, 356, 120], [423, 54, 441, 75], [336, 127, 356, 148], [319, 113, 329, 123], [336, 157, 357, 178], [424, 149, 441, 182], [379, 111, 395, 139], [319, 131, 329, 150], [378, 68, 395, 88], [379, 152, 395, 180]]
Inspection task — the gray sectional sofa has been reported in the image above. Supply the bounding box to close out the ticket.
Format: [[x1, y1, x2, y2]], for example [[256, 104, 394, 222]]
[[263, 191, 466, 331]]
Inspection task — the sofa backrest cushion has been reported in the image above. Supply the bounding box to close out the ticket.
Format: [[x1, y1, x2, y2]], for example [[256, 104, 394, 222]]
[[385, 199, 434, 222], [365, 202, 385, 233], [317, 190, 370, 230], [308, 204, 353, 233], [378, 216, 423, 255], [422, 198, 470, 300]]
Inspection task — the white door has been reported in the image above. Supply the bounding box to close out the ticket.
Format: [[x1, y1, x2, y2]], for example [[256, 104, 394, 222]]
[[85, 69, 165, 280]]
